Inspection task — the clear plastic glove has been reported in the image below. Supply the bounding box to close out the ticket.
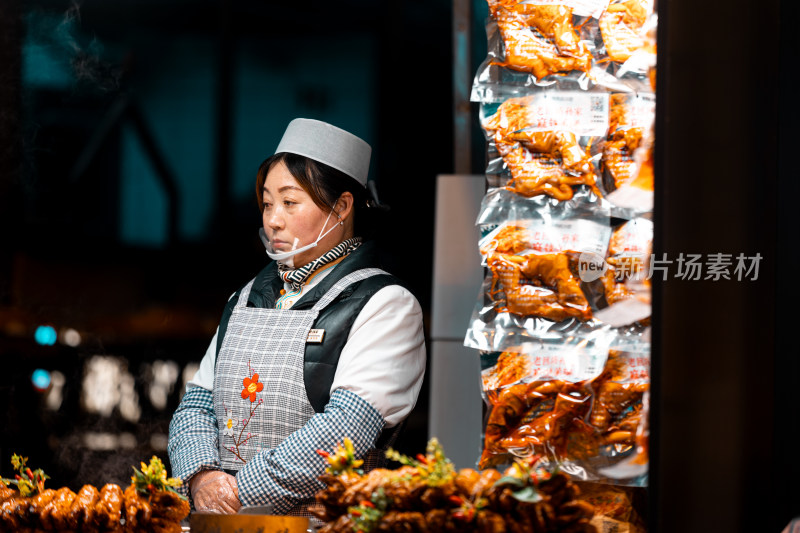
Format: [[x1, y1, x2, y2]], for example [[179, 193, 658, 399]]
[[190, 470, 241, 514]]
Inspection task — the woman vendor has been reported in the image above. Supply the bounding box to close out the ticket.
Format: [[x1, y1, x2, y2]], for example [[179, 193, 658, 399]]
[[167, 118, 426, 516]]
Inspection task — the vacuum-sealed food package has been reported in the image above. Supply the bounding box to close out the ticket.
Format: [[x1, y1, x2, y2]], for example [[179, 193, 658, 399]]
[[481, 92, 609, 201], [479, 347, 649, 486], [465, 191, 637, 350], [471, 0, 658, 102], [488, 0, 594, 81], [465, 206, 650, 351], [598, 0, 655, 73], [603, 14, 656, 213], [576, 481, 648, 532], [602, 92, 654, 192], [592, 217, 652, 326], [602, 92, 655, 214], [480, 220, 620, 321]]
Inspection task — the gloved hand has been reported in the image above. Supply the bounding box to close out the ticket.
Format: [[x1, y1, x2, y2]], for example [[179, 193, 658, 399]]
[[190, 470, 241, 514]]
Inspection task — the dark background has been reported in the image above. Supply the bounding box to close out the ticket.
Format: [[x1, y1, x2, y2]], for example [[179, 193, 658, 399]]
[[1, 0, 799, 531], [650, 0, 799, 531], [0, 0, 488, 491]]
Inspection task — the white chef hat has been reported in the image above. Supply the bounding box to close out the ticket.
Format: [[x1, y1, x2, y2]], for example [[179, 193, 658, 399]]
[[275, 118, 371, 186]]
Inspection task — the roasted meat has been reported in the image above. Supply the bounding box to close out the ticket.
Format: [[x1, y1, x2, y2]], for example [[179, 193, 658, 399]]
[[314, 443, 597, 533], [483, 96, 601, 201]]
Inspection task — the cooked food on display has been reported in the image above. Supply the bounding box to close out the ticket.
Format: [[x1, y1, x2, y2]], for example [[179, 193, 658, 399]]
[[515, 4, 585, 58], [602, 94, 645, 191], [599, 0, 651, 63], [488, 250, 593, 321], [480, 351, 649, 470], [481, 225, 630, 321], [629, 133, 654, 192], [606, 218, 652, 289], [488, 0, 592, 80], [313, 439, 597, 533], [602, 126, 643, 191], [483, 96, 601, 201], [0, 455, 189, 533]]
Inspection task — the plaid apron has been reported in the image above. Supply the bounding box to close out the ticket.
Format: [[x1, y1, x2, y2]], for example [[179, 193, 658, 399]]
[[213, 267, 388, 471]]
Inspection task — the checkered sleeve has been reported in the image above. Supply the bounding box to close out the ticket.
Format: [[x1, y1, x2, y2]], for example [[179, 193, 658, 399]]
[[167, 386, 222, 497], [236, 388, 384, 514]]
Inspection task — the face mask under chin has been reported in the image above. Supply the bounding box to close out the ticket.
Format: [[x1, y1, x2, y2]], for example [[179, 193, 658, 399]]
[[259, 208, 341, 268]]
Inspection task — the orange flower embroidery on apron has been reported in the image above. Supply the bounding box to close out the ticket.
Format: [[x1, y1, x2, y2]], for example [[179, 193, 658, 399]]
[[224, 361, 264, 463]]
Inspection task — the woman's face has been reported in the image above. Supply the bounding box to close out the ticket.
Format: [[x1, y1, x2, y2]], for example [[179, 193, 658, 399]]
[[261, 161, 347, 268]]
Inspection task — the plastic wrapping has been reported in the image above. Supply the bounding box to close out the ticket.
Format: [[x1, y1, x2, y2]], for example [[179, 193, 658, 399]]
[[471, 1, 657, 102], [478, 173, 607, 219], [577, 481, 648, 532], [601, 93, 654, 192], [465, 192, 638, 350], [602, 93, 655, 215], [604, 11, 657, 214], [598, 1, 656, 80], [481, 92, 609, 202], [607, 218, 651, 285], [592, 217, 652, 326], [479, 91, 655, 218], [466, 188, 651, 347], [479, 347, 649, 486], [467, 0, 655, 494], [487, 2, 594, 80]]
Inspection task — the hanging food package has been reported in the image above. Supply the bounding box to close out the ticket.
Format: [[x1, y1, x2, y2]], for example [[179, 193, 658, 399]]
[[472, 0, 610, 100], [488, 0, 593, 81], [598, 0, 656, 80], [602, 93, 655, 192], [601, 94, 655, 214], [479, 341, 609, 470], [465, 204, 655, 351], [481, 91, 609, 202], [479, 347, 649, 486], [592, 217, 653, 327], [575, 481, 648, 532], [480, 219, 616, 320], [471, 0, 658, 102], [604, 10, 657, 213]]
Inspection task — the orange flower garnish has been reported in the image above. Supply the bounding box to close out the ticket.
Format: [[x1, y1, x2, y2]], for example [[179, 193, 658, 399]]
[[241, 373, 263, 402]]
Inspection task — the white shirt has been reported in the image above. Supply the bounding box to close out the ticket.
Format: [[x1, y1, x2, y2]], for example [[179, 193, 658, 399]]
[[187, 263, 426, 427]]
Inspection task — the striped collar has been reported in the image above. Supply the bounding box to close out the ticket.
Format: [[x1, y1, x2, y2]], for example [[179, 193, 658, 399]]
[[277, 238, 362, 291], [274, 257, 345, 309]]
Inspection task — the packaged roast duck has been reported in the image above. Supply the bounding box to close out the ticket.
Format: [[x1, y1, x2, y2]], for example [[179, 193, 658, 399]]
[[479, 348, 649, 486]]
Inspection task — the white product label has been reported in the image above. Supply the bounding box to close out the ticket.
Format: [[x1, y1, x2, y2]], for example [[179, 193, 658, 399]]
[[550, 219, 612, 256], [516, 343, 608, 382], [625, 93, 656, 129], [481, 218, 612, 257], [515, 92, 610, 136], [610, 217, 653, 257], [617, 350, 650, 383]]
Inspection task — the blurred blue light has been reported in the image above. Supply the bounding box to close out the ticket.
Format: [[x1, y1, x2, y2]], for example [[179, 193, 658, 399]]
[[32, 369, 51, 391], [34, 325, 57, 345]]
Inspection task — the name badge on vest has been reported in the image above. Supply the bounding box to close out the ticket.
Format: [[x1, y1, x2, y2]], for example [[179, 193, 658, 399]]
[[307, 329, 325, 343]]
